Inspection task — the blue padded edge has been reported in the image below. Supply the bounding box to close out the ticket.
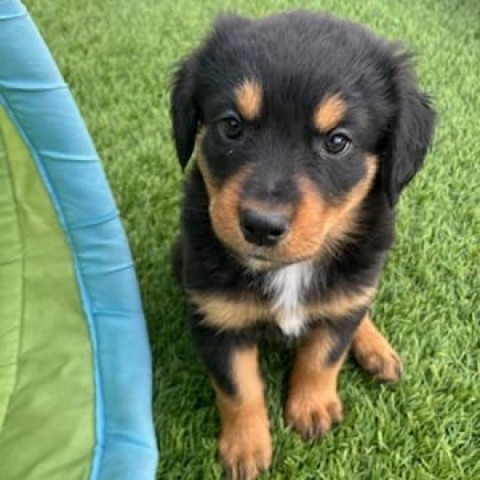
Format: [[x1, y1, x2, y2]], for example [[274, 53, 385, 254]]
[[0, 1, 159, 479]]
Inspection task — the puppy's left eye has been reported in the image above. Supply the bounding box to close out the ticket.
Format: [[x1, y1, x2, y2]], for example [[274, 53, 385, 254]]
[[324, 131, 351, 155]]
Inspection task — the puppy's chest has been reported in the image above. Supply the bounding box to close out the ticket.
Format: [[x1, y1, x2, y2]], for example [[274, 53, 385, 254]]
[[190, 262, 375, 336], [263, 262, 314, 336]]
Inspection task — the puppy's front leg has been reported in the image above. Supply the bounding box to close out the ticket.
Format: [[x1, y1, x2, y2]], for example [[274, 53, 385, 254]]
[[351, 313, 403, 382], [190, 318, 272, 480], [285, 314, 364, 440], [285, 327, 344, 440]]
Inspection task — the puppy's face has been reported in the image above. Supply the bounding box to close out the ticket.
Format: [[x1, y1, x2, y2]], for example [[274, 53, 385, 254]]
[[172, 12, 435, 268], [198, 82, 379, 268]]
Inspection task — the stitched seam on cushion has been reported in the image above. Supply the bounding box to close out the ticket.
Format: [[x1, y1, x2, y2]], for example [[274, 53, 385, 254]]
[[0, 95, 105, 480]]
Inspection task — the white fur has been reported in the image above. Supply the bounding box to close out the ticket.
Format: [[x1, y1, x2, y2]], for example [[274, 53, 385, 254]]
[[264, 261, 313, 336]]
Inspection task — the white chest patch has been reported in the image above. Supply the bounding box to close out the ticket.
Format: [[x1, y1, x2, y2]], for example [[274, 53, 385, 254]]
[[264, 261, 314, 336]]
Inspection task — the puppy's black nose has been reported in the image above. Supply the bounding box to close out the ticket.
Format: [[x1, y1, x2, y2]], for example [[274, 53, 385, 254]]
[[240, 209, 289, 247]]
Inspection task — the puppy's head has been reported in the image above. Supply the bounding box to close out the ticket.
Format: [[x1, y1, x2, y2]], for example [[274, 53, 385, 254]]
[[171, 12, 435, 268]]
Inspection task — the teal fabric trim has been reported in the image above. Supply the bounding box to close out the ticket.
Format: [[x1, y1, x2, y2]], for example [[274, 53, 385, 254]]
[[0, 0, 158, 478]]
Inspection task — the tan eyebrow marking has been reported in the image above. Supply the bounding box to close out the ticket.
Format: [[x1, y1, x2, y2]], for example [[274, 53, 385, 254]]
[[314, 94, 347, 132], [234, 79, 263, 120]]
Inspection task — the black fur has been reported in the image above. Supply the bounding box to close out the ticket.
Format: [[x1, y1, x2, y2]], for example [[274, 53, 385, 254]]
[[382, 54, 436, 204], [171, 11, 435, 401]]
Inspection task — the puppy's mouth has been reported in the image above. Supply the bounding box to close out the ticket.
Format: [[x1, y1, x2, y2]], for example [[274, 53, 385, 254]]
[[231, 248, 283, 270], [250, 253, 271, 261], [240, 249, 313, 271], [244, 255, 281, 271]]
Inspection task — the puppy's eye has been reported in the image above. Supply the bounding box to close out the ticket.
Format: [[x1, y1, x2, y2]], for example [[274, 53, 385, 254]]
[[324, 131, 351, 155], [218, 115, 243, 140]]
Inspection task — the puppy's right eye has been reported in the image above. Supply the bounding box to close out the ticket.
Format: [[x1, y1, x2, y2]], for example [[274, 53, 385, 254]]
[[218, 114, 243, 140]]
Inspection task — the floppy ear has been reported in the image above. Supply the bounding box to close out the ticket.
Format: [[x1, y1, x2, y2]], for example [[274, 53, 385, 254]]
[[170, 58, 199, 169], [382, 55, 436, 206], [170, 15, 253, 169]]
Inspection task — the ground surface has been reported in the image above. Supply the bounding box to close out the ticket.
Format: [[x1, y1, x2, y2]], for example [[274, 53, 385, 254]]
[[26, 0, 479, 478]]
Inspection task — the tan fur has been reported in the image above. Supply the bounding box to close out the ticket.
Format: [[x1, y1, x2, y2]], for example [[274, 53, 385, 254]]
[[189, 285, 376, 331], [314, 94, 347, 132], [196, 129, 221, 198], [197, 143, 252, 258], [215, 347, 272, 479], [198, 127, 378, 266], [275, 178, 330, 262], [197, 119, 378, 270], [208, 165, 253, 254], [308, 285, 377, 318], [351, 313, 403, 382], [197, 151, 219, 198], [198, 146, 252, 257], [235, 80, 263, 120], [323, 154, 379, 252], [191, 293, 271, 328], [278, 155, 378, 261], [286, 328, 345, 439]]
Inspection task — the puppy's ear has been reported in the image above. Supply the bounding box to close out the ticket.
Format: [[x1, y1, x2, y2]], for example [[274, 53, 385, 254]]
[[382, 53, 436, 206], [171, 15, 252, 169], [171, 58, 199, 169]]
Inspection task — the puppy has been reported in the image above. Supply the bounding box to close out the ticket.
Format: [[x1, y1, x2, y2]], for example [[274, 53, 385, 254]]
[[171, 11, 435, 479]]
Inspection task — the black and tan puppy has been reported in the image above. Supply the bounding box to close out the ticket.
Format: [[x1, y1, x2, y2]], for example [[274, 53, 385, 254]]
[[171, 11, 434, 479]]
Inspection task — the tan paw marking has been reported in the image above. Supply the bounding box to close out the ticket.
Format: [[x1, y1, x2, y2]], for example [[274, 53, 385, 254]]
[[215, 347, 271, 480], [218, 415, 272, 480], [286, 380, 343, 440], [286, 328, 346, 440], [352, 314, 403, 382]]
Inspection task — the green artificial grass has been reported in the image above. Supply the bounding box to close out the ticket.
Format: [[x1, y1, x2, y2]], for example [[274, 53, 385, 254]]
[[25, 0, 479, 478]]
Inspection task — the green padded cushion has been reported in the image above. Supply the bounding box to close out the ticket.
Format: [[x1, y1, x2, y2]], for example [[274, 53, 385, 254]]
[[0, 106, 95, 479]]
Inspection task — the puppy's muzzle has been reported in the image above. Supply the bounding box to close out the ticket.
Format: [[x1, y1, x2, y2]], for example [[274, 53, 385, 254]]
[[240, 208, 290, 247]]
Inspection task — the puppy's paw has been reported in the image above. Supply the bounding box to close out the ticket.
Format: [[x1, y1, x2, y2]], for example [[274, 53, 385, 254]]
[[354, 344, 403, 382], [352, 317, 403, 382], [218, 417, 272, 480], [285, 388, 343, 441]]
